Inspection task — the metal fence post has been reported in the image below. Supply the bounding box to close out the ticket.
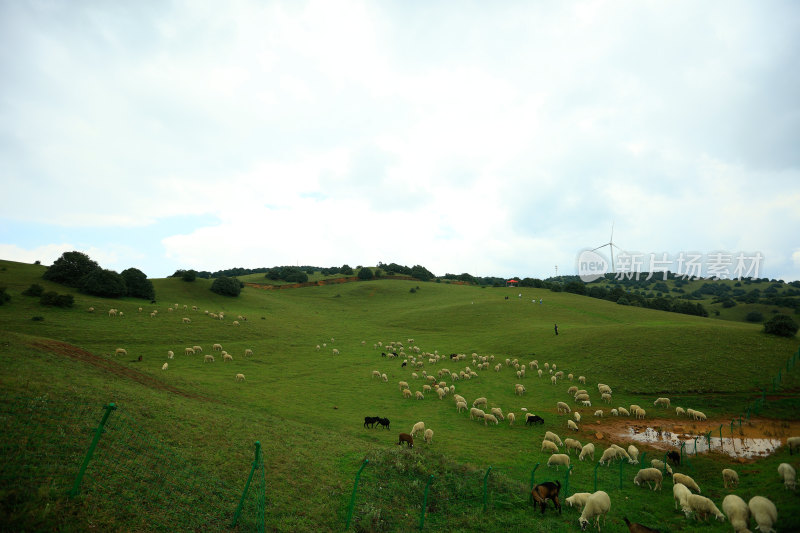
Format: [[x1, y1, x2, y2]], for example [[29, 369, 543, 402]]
[[639, 452, 647, 469], [232, 441, 262, 528], [529, 463, 540, 503], [593, 462, 601, 492], [419, 475, 434, 530], [563, 465, 574, 497], [70, 402, 117, 498], [618, 459, 625, 489], [344, 459, 368, 530], [482, 467, 492, 512]]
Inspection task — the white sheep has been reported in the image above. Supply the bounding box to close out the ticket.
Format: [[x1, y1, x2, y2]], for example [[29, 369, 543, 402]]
[[627, 445, 639, 464], [568, 420, 579, 431], [673, 473, 701, 493], [424, 428, 434, 444], [578, 490, 610, 532], [551, 375, 557, 385], [182, 317, 191, 324], [184, 347, 195, 356], [544, 431, 563, 447], [547, 453, 570, 470], [653, 397, 671, 408], [686, 494, 725, 522], [213, 343, 223, 351], [415, 391, 424, 400], [483, 413, 499, 426], [472, 397, 488, 408], [456, 400, 467, 412], [651, 459, 673, 476], [673, 482, 692, 512], [411, 421, 425, 437], [204, 354, 215, 363], [565, 438, 583, 455], [575, 393, 590, 403], [469, 408, 485, 420], [565, 492, 591, 509], [787, 436, 800, 454], [578, 375, 586, 384], [507, 412, 516, 425], [579, 443, 595, 461], [611, 408, 618, 416], [538, 369, 543, 377], [676, 406, 686, 416], [541, 440, 559, 454], [232, 320, 240, 326], [245, 349, 253, 357], [115, 348, 127, 356], [574, 412, 581, 423], [581, 400, 592, 407], [748, 496, 777, 533], [618, 407, 630, 416], [601, 393, 612, 404], [402, 389, 412, 399], [599, 448, 617, 466], [437, 388, 447, 400], [490, 407, 504, 420], [594, 410, 603, 417], [634, 408, 646, 420], [161, 362, 168, 370], [423, 384, 432, 393], [193, 345, 203, 353], [633, 468, 663, 490], [381, 373, 388, 382], [610, 444, 632, 463], [567, 385, 579, 395], [235, 373, 245, 381], [454, 394, 466, 404], [778, 462, 796, 490], [630, 404, 642, 413], [398, 380, 409, 390], [223, 353, 233, 362], [722, 494, 750, 533], [568, 373, 574, 381], [722, 468, 739, 488], [167, 350, 174, 359]]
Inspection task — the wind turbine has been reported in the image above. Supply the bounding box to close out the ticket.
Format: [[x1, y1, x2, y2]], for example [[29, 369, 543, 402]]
[[592, 223, 621, 274]]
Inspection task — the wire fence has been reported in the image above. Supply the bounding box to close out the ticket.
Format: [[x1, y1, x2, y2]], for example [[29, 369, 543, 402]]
[[0, 393, 265, 532]]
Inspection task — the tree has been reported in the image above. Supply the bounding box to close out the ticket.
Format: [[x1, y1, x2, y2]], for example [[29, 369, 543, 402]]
[[357, 267, 374, 280], [43, 251, 99, 287], [182, 270, 197, 282], [40, 291, 74, 308], [340, 264, 354, 275], [410, 265, 434, 282], [745, 311, 764, 323], [22, 283, 44, 297], [80, 269, 128, 298], [0, 287, 9, 306], [763, 314, 798, 337], [121, 268, 155, 300], [210, 276, 241, 297]]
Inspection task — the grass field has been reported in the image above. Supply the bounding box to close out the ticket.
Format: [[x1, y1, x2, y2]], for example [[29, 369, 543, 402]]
[[1, 259, 798, 532]]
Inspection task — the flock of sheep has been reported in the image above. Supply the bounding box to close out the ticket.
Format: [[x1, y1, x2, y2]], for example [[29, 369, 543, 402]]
[[102, 302, 252, 383], [361, 337, 797, 531]]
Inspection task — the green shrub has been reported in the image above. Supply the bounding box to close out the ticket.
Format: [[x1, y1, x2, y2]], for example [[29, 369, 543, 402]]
[[40, 291, 74, 308], [182, 270, 197, 282], [357, 267, 374, 280], [121, 268, 155, 300], [763, 314, 798, 337], [617, 297, 630, 305], [745, 311, 764, 323], [22, 284, 44, 297], [31, 316, 44, 321], [0, 287, 10, 305], [42, 251, 99, 287], [210, 276, 241, 297], [79, 269, 127, 298]]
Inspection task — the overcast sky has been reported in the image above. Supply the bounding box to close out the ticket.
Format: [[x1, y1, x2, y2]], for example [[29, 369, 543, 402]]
[[2, 1, 799, 281]]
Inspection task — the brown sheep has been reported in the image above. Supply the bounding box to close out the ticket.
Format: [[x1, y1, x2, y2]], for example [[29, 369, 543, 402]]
[[623, 517, 661, 533], [397, 433, 414, 448]]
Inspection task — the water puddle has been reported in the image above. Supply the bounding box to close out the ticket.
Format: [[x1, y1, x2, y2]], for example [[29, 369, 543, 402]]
[[622, 426, 782, 459]]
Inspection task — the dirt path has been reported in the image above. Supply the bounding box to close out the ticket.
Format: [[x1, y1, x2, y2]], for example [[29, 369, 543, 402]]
[[29, 339, 208, 401]]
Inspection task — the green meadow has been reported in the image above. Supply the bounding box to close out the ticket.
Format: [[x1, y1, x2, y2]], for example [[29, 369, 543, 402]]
[[0, 259, 798, 532]]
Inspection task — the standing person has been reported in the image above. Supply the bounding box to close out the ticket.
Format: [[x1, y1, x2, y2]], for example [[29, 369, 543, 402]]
[[554, 323, 559, 336]]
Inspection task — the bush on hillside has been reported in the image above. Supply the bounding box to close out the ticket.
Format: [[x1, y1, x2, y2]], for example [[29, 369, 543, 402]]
[[745, 311, 764, 323], [763, 314, 799, 337], [43, 251, 99, 287], [410, 265, 434, 282], [340, 264, 354, 276], [79, 269, 127, 298], [121, 268, 155, 300], [210, 276, 241, 297], [0, 287, 9, 305], [357, 267, 374, 280], [182, 270, 197, 282], [40, 291, 74, 308], [616, 297, 630, 305], [22, 284, 44, 297]]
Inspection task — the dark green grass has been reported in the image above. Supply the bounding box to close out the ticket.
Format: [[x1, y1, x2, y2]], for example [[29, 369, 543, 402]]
[[1, 259, 798, 532]]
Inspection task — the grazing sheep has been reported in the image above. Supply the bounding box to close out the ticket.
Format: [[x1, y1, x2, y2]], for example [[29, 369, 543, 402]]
[[507, 412, 516, 425], [673, 473, 701, 493], [581, 400, 592, 407], [167, 350, 174, 359], [594, 410, 603, 417], [568, 385, 579, 395], [530, 480, 562, 515], [470, 408, 485, 420], [722, 468, 739, 489], [574, 412, 581, 423], [651, 459, 673, 476], [424, 428, 434, 444], [633, 468, 663, 491], [611, 408, 619, 416], [332, 348, 339, 355], [454, 394, 466, 404], [115, 348, 127, 356], [235, 373, 245, 381], [565, 438, 583, 455], [686, 494, 725, 522], [184, 347, 195, 356], [526, 413, 545, 425], [415, 391, 424, 400], [515, 384, 526, 395], [162, 363, 168, 370], [483, 413, 499, 426], [748, 496, 777, 533], [398, 381, 409, 390], [88, 307, 95, 312], [490, 407, 504, 420], [630, 404, 641, 413], [548, 453, 570, 470], [618, 407, 630, 416], [579, 443, 596, 461], [542, 440, 559, 454], [423, 384, 432, 393], [578, 375, 586, 384], [410, 421, 425, 437], [544, 431, 563, 447], [472, 397, 488, 408], [568, 420, 579, 431], [578, 490, 610, 532], [627, 445, 639, 464], [437, 388, 447, 400], [566, 492, 591, 509], [788, 436, 800, 454], [204, 354, 215, 363], [551, 376, 557, 385], [575, 393, 590, 403], [381, 373, 388, 382], [610, 444, 633, 463], [372, 370, 381, 379], [675, 407, 686, 416], [778, 462, 796, 490], [599, 448, 618, 466], [601, 393, 612, 404], [244, 349, 253, 357], [232, 320, 239, 326], [635, 408, 646, 420], [213, 344, 222, 351], [397, 433, 414, 448], [673, 483, 692, 512], [182, 317, 191, 324], [722, 494, 750, 533], [108, 309, 117, 317], [223, 353, 233, 362], [557, 401, 571, 414], [568, 373, 574, 381], [403, 388, 413, 399], [653, 397, 671, 408]]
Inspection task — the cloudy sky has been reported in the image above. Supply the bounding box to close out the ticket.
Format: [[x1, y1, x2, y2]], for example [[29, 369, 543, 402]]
[[2, 0, 799, 281]]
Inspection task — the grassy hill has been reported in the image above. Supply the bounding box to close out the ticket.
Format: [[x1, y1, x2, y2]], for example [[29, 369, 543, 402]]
[[1, 259, 799, 532]]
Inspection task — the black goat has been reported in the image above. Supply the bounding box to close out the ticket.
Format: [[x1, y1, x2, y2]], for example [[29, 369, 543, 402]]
[[364, 416, 379, 428], [401, 361, 407, 367], [526, 414, 545, 426], [376, 417, 390, 430], [667, 451, 680, 465], [530, 480, 561, 514]]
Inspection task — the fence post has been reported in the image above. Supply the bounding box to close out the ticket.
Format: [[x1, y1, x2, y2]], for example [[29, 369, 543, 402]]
[[563, 465, 574, 497], [232, 441, 262, 528], [344, 459, 368, 530], [661, 452, 669, 476], [482, 467, 492, 512], [419, 474, 434, 530], [70, 402, 117, 498], [529, 463, 540, 503], [639, 452, 647, 469], [593, 462, 601, 492], [679, 441, 687, 465], [705, 431, 712, 451], [693, 436, 700, 455], [619, 459, 626, 489]]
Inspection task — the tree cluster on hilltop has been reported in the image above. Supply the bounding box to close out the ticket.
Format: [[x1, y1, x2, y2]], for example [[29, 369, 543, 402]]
[[43, 251, 155, 300]]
